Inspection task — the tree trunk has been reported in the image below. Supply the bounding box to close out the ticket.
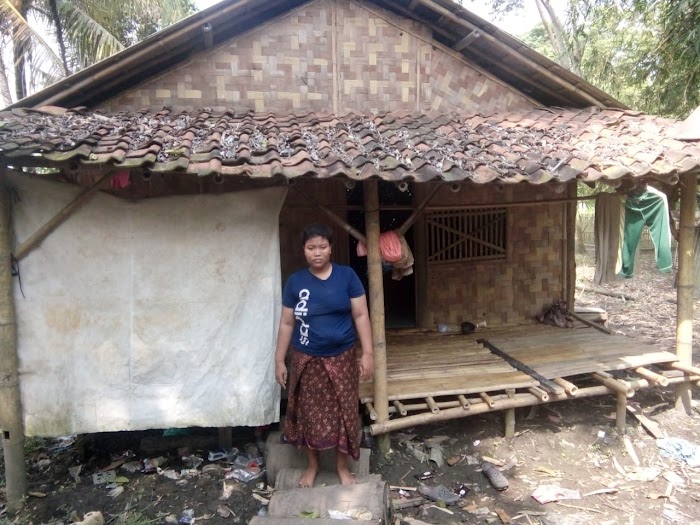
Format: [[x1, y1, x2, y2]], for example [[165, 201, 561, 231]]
[[48, 0, 71, 76], [0, 168, 27, 511], [11, 0, 28, 100], [0, 51, 13, 107]]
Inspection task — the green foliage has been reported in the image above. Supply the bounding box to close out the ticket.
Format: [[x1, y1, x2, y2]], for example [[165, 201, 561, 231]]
[[1, 0, 196, 102]]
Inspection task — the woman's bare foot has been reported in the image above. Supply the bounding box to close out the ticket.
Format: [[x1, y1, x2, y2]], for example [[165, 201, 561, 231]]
[[299, 448, 320, 488], [298, 465, 319, 487], [336, 451, 356, 485]]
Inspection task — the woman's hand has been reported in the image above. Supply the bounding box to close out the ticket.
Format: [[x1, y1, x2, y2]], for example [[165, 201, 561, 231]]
[[275, 362, 288, 388], [359, 352, 374, 381]]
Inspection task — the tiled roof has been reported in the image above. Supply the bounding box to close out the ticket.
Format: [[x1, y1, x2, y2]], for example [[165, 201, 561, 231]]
[[1, 106, 698, 185]]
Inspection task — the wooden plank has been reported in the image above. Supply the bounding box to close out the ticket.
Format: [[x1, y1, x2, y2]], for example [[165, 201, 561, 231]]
[[479, 339, 564, 394]]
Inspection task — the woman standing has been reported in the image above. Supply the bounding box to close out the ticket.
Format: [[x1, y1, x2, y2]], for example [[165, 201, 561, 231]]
[[275, 223, 374, 487]]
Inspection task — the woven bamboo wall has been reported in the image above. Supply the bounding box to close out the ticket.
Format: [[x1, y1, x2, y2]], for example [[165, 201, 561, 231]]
[[416, 183, 567, 328], [278, 179, 350, 282], [100, 0, 533, 114]]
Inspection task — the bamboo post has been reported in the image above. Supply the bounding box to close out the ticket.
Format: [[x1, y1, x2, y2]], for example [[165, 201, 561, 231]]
[[616, 393, 627, 435], [566, 182, 577, 309], [675, 171, 696, 413], [0, 170, 27, 511], [14, 170, 113, 261], [634, 367, 669, 387], [363, 179, 389, 454], [504, 389, 515, 438], [553, 377, 579, 396]]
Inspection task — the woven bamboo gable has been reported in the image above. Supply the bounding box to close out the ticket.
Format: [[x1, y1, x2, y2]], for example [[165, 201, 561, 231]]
[[101, 0, 534, 115]]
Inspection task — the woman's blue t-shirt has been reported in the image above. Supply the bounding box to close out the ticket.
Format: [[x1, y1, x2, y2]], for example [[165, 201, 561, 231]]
[[282, 263, 366, 357]]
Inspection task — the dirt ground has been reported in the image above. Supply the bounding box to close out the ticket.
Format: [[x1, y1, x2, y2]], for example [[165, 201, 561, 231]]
[[1, 250, 700, 525]]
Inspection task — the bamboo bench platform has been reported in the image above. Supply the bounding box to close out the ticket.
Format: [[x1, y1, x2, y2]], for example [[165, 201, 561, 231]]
[[361, 323, 681, 433]]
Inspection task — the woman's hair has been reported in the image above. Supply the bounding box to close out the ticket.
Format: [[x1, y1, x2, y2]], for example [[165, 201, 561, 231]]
[[301, 223, 333, 246]]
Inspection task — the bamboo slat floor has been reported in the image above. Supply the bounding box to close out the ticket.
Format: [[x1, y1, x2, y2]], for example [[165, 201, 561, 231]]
[[482, 323, 678, 379], [359, 322, 678, 404], [358, 330, 539, 403]]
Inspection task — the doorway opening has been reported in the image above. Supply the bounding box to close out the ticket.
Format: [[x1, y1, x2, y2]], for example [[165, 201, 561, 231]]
[[347, 182, 416, 328]]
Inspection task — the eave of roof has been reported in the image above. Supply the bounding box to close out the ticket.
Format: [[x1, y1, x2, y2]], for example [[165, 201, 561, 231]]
[[5, 0, 624, 111], [1, 107, 698, 185]]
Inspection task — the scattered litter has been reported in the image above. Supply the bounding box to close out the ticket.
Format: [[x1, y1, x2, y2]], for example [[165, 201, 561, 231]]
[[178, 509, 195, 525], [414, 470, 437, 481], [465, 454, 479, 465], [663, 470, 686, 487], [446, 454, 463, 466], [107, 486, 124, 498], [92, 470, 117, 485], [225, 467, 264, 482], [28, 491, 47, 498], [531, 485, 582, 504], [143, 456, 167, 474], [159, 469, 181, 480], [626, 466, 661, 482], [202, 464, 224, 475], [252, 493, 270, 505], [121, 461, 141, 473], [221, 480, 241, 500], [657, 437, 700, 467], [208, 447, 239, 462], [473, 440, 481, 447], [418, 483, 460, 505], [217, 505, 235, 519], [661, 503, 691, 523], [494, 507, 511, 523], [71, 511, 104, 525], [180, 468, 200, 478], [68, 465, 82, 482], [426, 505, 454, 515], [328, 509, 373, 520], [164, 515, 178, 525], [582, 487, 618, 497], [182, 454, 204, 469], [453, 483, 470, 497], [482, 461, 509, 491], [428, 444, 444, 467]]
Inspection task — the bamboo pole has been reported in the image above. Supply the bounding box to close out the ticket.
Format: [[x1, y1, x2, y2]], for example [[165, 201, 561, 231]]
[[553, 377, 579, 396], [371, 385, 611, 435], [458, 394, 470, 410], [479, 392, 495, 407], [396, 184, 443, 236], [591, 372, 634, 397], [365, 402, 377, 422], [675, 172, 696, 413], [669, 361, 700, 377], [291, 186, 367, 244], [364, 179, 389, 455], [634, 367, 669, 387], [504, 389, 515, 438], [14, 170, 113, 261], [616, 393, 627, 435], [425, 396, 439, 414], [528, 386, 549, 402], [393, 400, 407, 417], [0, 168, 27, 511]]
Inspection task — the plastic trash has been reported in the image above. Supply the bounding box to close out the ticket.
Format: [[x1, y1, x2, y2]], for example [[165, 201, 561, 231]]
[[656, 437, 700, 467], [225, 467, 264, 482], [531, 485, 581, 504], [178, 509, 195, 525]]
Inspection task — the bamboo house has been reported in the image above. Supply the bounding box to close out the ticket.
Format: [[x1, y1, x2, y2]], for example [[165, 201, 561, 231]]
[[0, 0, 698, 509]]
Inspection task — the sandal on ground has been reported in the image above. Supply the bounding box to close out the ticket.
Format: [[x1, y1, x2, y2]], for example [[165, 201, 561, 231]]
[[418, 483, 460, 505]]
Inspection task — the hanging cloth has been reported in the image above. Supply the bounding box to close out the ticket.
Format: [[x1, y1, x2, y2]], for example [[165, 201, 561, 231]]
[[619, 186, 673, 278], [356, 230, 414, 280]]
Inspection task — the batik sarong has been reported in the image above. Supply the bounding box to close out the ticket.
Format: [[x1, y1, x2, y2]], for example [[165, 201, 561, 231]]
[[284, 346, 360, 460]]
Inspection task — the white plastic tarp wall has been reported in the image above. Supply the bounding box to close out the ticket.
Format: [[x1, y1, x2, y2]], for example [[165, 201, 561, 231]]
[[10, 173, 286, 436]]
